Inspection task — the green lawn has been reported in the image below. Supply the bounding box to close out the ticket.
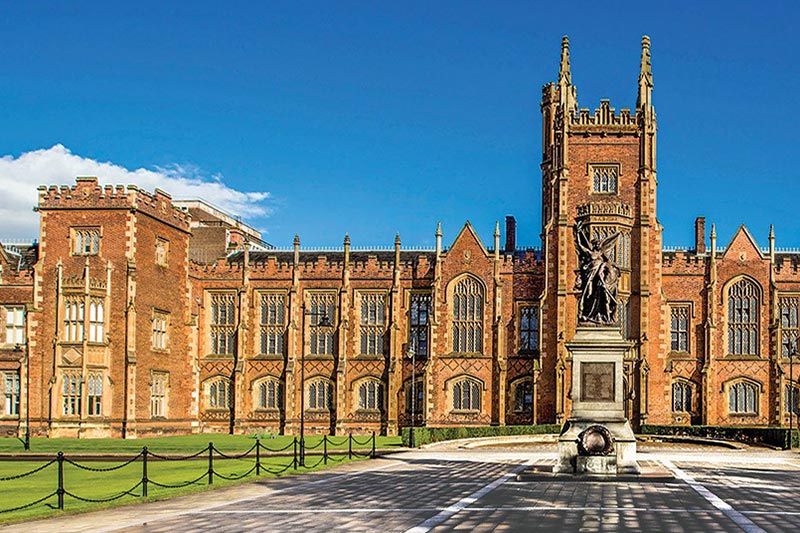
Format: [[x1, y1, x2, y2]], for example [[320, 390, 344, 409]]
[[0, 434, 402, 524], [0, 434, 402, 454]]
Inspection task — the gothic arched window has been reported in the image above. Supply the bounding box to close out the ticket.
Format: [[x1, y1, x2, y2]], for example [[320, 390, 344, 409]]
[[728, 381, 758, 414], [672, 381, 692, 412], [728, 279, 759, 355], [452, 277, 483, 353], [513, 379, 534, 413], [357, 379, 383, 411], [208, 377, 231, 409], [452, 377, 481, 411], [307, 379, 334, 410], [255, 378, 282, 410]]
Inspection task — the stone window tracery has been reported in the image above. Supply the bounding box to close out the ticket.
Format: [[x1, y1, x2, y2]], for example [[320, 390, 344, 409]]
[[209, 293, 236, 355], [260, 293, 286, 356], [151, 373, 168, 417], [672, 381, 692, 412], [71, 227, 100, 255], [357, 379, 383, 411], [409, 293, 431, 356], [87, 374, 102, 416], [88, 299, 105, 343], [3, 371, 19, 416], [208, 377, 231, 409], [670, 306, 689, 352], [727, 279, 759, 356], [591, 165, 618, 194], [360, 293, 386, 355], [308, 293, 336, 355], [255, 377, 282, 410], [64, 297, 84, 342], [62, 372, 82, 416], [307, 379, 334, 410], [452, 277, 483, 354], [728, 381, 758, 414], [519, 306, 539, 353], [452, 377, 481, 411], [780, 296, 799, 356], [512, 379, 534, 412]]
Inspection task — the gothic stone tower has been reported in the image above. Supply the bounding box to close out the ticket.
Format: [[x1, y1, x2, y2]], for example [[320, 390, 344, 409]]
[[539, 37, 663, 427]]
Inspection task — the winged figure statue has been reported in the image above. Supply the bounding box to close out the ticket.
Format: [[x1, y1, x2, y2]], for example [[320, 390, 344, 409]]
[[573, 221, 621, 326]]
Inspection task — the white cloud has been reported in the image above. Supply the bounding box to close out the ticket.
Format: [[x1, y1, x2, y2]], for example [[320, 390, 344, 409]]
[[0, 145, 271, 240]]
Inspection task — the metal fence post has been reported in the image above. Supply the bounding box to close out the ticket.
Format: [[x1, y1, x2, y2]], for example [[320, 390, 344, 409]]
[[142, 447, 149, 498], [371, 431, 376, 459], [56, 451, 64, 510], [208, 442, 214, 485], [323, 434, 328, 465], [293, 437, 297, 470], [255, 438, 261, 476], [348, 433, 352, 460]]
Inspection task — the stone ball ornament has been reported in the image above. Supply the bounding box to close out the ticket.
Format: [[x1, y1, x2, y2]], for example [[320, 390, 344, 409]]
[[577, 425, 615, 456]]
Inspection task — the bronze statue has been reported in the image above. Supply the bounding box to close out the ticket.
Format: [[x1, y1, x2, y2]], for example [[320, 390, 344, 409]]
[[573, 221, 620, 325]]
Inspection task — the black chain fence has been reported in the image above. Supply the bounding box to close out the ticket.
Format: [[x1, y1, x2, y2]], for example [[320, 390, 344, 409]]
[[0, 433, 377, 515]]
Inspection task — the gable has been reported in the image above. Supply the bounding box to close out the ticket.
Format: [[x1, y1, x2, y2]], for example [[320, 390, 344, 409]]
[[445, 221, 490, 260], [722, 225, 764, 262]]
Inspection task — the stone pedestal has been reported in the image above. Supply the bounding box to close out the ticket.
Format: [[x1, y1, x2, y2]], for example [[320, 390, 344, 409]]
[[553, 326, 640, 475]]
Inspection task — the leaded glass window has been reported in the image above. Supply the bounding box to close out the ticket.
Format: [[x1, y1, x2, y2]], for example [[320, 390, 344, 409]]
[[592, 165, 618, 194], [513, 379, 533, 412], [87, 374, 102, 416], [210, 293, 236, 355], [88, 300, 105, 343], [208, 377, 231, 409], [360, 293, 386, 355], [358, 380, 383, 411], [728, 381, 757, 414], [256, 378, 282, 409], [152, 310, 168, 350], [728, 279, 759, 355], [785, 384, 799, 415], [409, 293, 431, 357], [780, 297, 799, 357], [309, 293, 336, 355], [671, 306, 689, 352], [62, 372, 82, 416], [672, 381, 692, 412], [452, 277, 483, 353], [452, 378, 481, 411], [307, 380, 334, 410], [260, 293, 286, 355], [4, 306, 24, 345], [151, 373, 168, 417], [519, 306, 538, 353], [3, 372, 19, 416], [71, 227, 100, 255], [64, 297, 84, 342]]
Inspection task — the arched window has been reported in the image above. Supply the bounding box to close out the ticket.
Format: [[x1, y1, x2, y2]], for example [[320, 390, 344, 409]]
[[307, 379, 334, 410], [88, 300, 104, 343], [208, 377, 231, 409], [87, 374, 103, 416], [513, 379, 533, 412], [255, 378, 282, 410], [672, 381, 692, 412], [357, 380, 383, 411], [62, 372, 82, 416], [728, 279, 759, 355], [452, 277, 483, 353], [785, 383, 799, 415], [728, 381, 758, 414], [452, 377, 481, 411]]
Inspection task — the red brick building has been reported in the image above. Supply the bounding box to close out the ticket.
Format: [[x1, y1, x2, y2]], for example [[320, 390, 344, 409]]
[[1, 36, 798, 438]]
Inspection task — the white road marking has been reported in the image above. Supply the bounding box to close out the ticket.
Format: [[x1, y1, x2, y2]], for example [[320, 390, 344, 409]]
[[403, 460, 533, 533], [661, 459, 765, 533]]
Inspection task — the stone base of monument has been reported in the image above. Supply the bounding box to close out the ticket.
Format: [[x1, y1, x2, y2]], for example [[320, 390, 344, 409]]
[[553, 419, 640, 475], [552, 326, 640, 476]]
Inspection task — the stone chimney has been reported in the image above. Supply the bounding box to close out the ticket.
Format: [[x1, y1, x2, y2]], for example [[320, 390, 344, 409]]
[[505, 216, 517, 252], [695, 217, 706, 254]]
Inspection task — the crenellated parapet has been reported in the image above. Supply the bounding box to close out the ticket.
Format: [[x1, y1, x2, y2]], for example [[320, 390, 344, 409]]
[[571, 100, 638, 132], [37, 177, 191, 232], [662, 250, 708, 274]]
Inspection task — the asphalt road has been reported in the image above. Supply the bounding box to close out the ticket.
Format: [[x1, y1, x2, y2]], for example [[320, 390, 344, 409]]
[[7, 444, 800, 532]]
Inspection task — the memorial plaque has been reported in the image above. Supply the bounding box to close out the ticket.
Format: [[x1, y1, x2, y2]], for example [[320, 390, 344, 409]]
[[580, 362, 615, 402]]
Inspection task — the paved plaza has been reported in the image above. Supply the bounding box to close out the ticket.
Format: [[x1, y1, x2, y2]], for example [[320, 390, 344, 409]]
[[4, 442, 800, 532]]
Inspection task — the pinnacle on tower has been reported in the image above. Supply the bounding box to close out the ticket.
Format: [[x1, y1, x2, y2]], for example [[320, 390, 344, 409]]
[[637, 35, 653, 110], [558, 35, 571, 86]]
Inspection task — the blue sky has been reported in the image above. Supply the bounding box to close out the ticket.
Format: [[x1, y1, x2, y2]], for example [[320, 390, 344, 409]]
[[1, 1, 798, 250]]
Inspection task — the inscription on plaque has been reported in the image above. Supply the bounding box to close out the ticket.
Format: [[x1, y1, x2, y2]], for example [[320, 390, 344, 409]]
[[580, 362, 615, 402]]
